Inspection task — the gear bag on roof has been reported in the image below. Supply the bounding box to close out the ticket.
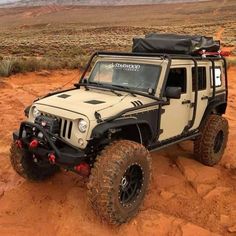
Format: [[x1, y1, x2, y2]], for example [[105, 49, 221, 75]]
[[132, 33, 220, 55]]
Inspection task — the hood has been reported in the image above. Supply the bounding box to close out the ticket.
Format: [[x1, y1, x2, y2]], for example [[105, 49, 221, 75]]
[[35, 87, 153, 121]]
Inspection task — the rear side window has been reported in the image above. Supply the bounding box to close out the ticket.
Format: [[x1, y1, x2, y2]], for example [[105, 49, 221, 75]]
[[210, 67, 222, 87], [166, 68, 187, 93], [192, 67, 207, 91]]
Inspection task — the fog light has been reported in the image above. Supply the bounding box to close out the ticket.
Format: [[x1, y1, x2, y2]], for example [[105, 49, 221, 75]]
[[78, 138, 84, 147]]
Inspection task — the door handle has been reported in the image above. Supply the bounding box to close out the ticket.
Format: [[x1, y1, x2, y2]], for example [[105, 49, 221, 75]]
[[201, 96, 209, 100], [182, 100, 191, 105]]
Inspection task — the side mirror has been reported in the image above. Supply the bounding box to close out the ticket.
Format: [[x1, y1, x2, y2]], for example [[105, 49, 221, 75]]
[[165, 87, 182, 99]]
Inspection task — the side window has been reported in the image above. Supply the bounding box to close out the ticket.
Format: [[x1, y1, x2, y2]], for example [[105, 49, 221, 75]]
[[192, 67, 207, 91], [166, 68, 187, 93], [210, 67, 222, 87]]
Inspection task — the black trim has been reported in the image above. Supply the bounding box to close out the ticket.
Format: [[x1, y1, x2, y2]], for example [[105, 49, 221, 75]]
[[92, 118, 154, 141], [149, 130, 200, 151], [200, 100, 227, 128], [84, 100, 105, 105], [58, 94, 71, 99], [222, 57, 228, 102], [102, 101, 166, 123]]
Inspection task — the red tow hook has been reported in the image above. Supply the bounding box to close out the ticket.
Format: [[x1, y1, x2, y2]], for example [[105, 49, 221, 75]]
[[15, 140, 23, 149], [74, 163, 90, 177], [29, 139, 39, 149], [48, 153, 56, 165]]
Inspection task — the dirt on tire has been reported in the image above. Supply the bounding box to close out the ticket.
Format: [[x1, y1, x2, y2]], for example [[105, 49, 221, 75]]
[[10, 142, 59, 181], [87, 140, 152, 225], [194, 114, 229, 166]]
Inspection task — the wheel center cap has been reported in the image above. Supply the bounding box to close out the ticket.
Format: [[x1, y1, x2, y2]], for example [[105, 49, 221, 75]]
[[121, 177, 128, 189]]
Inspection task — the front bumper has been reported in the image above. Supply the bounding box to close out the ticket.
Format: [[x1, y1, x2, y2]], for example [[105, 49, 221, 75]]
[[13, 121, 88, 167]]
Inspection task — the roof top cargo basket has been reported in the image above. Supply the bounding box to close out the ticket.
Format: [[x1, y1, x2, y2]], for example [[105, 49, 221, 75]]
[[132, 33, 220, 55]]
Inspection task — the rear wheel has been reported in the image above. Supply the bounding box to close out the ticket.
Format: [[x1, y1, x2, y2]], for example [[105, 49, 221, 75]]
[[194, 115, 228, 166], [10, 142, 59, 181], [87, 140, 151, 225]]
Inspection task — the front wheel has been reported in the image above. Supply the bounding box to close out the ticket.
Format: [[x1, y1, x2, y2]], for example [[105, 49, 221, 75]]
[[87, 140, 152, 225], [194, 115, 229, 166], [10, 142, 60, 181]]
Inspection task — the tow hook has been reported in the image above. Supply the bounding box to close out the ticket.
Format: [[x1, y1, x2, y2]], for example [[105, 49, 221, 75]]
[[15, 140, 22, 149], [48, 153, 56, 165], [74, 163, 90, 177]]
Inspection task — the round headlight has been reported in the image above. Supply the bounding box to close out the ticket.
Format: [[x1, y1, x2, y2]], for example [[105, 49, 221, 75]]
[[78, 119, 88, 133], [32, 107, 41, 118]]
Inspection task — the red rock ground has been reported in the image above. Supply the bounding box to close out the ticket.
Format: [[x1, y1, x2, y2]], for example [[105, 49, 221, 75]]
[[0, 67, 236, 236]]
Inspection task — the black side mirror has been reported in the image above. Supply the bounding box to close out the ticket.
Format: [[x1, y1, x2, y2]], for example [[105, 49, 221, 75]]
[[165, 87, 182, 99]]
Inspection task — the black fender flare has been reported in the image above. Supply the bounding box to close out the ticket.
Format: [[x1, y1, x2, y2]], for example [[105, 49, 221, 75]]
[[200, 100, 227, 128], [91, 118, 154, 142]]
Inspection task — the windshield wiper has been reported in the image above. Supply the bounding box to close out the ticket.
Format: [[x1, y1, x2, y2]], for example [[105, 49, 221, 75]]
[[87, 82, 122, 97], [111, 84, 137, 97]]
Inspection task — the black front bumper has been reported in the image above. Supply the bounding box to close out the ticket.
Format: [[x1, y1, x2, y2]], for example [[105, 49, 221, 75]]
[[13, 121, 88, 167]]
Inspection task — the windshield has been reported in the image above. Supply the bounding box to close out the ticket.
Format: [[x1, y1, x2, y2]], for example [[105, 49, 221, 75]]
[[88, 61, 161, 93]]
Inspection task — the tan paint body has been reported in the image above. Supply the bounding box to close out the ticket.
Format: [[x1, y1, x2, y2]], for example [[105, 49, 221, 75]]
[[28, 56, 226, 149]]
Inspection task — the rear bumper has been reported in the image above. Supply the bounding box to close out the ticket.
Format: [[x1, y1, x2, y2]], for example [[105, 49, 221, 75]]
[[13, 121, 88, 167]]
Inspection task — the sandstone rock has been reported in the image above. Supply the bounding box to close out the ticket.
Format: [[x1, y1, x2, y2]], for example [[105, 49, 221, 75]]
[[155, 174, 183, 189], [203, 187, 232, 200], [228, 224, 236, 233], [192, 183, 214, 197], [160, 190, 175, 200], [220, 214, 230, 225], [181, 223, 220, 236], [224, 163, 232, 169], [36, 70, 51, 76], [176, 157, 220, 184], [0, 189, 4, 198]]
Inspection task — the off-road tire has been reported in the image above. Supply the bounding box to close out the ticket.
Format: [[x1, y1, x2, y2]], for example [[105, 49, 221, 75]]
[[87, 140, 152, 225], [10, 142, 59, 181], [194, 115, 228, 166]]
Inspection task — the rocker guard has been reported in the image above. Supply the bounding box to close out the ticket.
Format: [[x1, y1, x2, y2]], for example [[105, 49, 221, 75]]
[[13, 121, 87, 166]]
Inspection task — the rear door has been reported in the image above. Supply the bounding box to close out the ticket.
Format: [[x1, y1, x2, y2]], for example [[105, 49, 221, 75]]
[[190, 65, 209, 130]]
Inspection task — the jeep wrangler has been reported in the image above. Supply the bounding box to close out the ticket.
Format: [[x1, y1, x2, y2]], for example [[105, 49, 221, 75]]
[[10, 35, 229, 224]]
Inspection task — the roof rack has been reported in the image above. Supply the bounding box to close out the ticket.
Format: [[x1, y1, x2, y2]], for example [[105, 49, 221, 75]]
[[92, 51, 225, 60]]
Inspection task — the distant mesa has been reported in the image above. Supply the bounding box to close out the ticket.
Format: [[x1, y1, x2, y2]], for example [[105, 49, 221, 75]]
[[0, 0, 209, 7]]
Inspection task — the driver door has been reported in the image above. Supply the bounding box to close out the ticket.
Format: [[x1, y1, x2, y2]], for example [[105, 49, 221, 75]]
[[159, 67, 192, 141]]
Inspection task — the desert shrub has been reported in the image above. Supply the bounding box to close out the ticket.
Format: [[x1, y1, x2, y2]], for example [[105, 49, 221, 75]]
[[231, 48, 236, 56], [0, 57, 15, 77], [12, 57, 41, 73], [0, 55, 90, 77], [227, 58, 236, 68]]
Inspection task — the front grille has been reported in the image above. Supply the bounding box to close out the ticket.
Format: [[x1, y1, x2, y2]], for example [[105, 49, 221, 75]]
[[41, 113, 73, 140], [60, 119, 73, 139]]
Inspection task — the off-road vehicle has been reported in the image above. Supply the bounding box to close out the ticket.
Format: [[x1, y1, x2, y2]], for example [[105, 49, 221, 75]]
[[10, 34, 229, 224]]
